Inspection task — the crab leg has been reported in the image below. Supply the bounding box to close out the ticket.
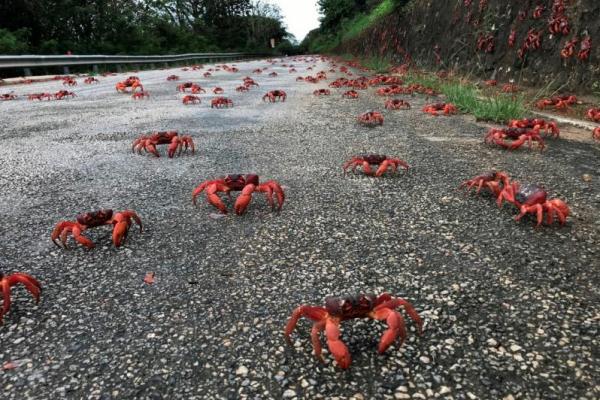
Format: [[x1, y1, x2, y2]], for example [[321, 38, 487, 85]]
[[284, 305, 328, 341], [378, 298, 423, 334], [1, 279, 11, 317], [144, 142, 160, 157], [516, 204, 544, 226], [7, 274, 41, 303], [311, 320, 326, 362], [257, 181, 285, 211], [371, 307, 407, 353]]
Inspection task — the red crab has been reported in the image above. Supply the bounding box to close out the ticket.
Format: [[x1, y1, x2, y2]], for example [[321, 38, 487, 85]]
[[509, 118, 559, 138], [536, 95, 577, 110], [561, 38, 578, 58], [253, 69, 263, 74], [177, 82, 196, 92], [262, 90, 286, 102], [385, 99, 411, 110], [236, 86, 249, 92], [476, 33, 495, 53], [289, 68, 297, 73], [132, 131, 195, 158], [62, 77, 77, 86], [501, 83, 519, 93], [485, 127, 545, 151], [1, 93, 17, 101], [459, 171, 510, 197], [51, 209, 142, 248], [191, 85, 206, 94], [357, 111, 384, 126], [578, 36, 591, 61], [54, 90, 76, 100], [167, 75, 180, 81], [243, 78, 259, 88], [284, 293, 423, 369], [211, 97, 233, 108], [532, 5, 545, 18], [116, 77, 143, 93], [518, 29, 542, 59], [0, 272, 42, 324], [203, 72, 212, 78], [132, 91, 150, 100], [213, 87, 224, 94], [313, 89, 330, 96], [497, 182, 569, 226], [296, 77, 305, 82], [182, 95, 201, 105], [484, 80, 497, 87], [84, 77, 99, 84], [587, 108, 600, 123], [548, 14, 569, 36], [342, 90, 359, 99], [343, 154, 409, 176], [269, 72, 278, 77], [27, 93, 53, 101], [593, 127, 600, 141], [423, 103, 457, 116], [508, 30, 517, 48], [192, 174, 284, 215]]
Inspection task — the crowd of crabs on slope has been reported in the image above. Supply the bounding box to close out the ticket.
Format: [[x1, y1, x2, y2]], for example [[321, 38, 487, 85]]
[[0, 54, 597, 370]]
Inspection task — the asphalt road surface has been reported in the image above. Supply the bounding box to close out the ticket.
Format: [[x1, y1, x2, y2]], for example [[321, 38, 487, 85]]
[[0, 58, 598, 400]]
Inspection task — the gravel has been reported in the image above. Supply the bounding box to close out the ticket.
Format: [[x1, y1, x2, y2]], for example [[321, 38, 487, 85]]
[[0, 57, 599, 399]]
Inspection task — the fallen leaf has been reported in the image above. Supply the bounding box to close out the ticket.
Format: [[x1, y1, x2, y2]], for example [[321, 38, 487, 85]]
[[144, 272, 155, 285], [2, 362, 17, 370]]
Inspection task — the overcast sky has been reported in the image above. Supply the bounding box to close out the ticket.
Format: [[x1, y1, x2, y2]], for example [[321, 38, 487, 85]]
[[272, 0, 320, 42]]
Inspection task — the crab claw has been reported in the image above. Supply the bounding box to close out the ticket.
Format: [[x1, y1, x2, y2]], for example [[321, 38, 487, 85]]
[[51, 221, 94, 249], [234, 184, 256, 215], [325, 319, 351, 369], [0, 272, 42, 324], [111, 210, 142, 247]]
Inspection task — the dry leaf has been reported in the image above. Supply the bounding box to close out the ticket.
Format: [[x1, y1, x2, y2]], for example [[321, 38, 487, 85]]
[[2, 362, 17, 370]]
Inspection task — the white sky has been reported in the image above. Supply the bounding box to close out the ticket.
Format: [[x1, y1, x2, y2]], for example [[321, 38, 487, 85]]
[[271, 0, 320, 42]]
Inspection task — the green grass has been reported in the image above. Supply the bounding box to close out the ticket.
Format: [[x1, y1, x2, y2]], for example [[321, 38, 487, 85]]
[[360, 56, 393, 73], [405, 72, 525, 123], [341, 0, 399, 42], [309, 0, 400, 53]]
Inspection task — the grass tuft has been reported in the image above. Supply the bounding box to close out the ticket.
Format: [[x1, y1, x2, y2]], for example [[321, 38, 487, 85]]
[[405, 73, 525, 123]]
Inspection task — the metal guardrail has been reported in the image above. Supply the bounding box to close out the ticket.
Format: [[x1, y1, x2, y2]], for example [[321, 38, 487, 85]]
[[0, 52, 267, 75]]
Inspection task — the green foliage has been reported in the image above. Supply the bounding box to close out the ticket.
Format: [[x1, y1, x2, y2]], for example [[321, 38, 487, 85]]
[[0, 29, 29, 54], [308, 0, 403, 52], [341, 0, 398, 41], [0, 0, 290, 55]]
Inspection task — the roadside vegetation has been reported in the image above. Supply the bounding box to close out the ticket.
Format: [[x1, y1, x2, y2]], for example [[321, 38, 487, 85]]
[[0, 0, 295, 55], [404, 73, 525, 123], [301, 0, 406, 54]]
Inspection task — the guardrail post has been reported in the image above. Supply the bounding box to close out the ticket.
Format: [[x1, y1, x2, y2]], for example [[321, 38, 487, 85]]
[[24, 67, 32, 76], [116, 64, 122, 73], [92, 65, 99, 74], [149, 63, 155, 70], [63, 66, 70, 75], [163, 62, 169, 69]]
